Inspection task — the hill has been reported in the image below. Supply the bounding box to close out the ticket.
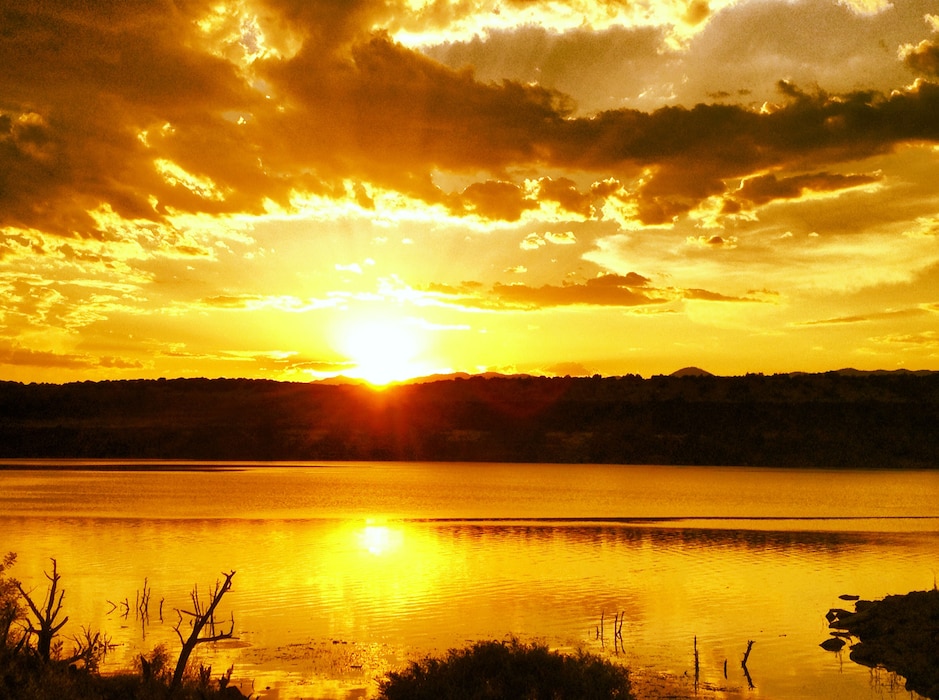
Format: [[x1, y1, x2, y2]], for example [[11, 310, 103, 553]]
[[1, 372, 937, 467]]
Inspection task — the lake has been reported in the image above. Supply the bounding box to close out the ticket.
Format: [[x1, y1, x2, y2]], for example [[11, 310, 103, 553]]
[[2, 461, 938, 699]]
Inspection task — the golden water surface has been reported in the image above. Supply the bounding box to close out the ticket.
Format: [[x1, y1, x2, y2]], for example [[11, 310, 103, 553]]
[[2, 462, 938, 700]]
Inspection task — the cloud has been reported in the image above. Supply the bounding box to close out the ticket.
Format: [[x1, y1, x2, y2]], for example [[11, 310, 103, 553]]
[[460, 271, 773, 314], [555, 80, 939, 223], [798, 307, 930, 326], [491, 273, 663, 309], [460, 181, 538, 221], [730, 171, 881, 208], [901, 39, 939, 78], [520, 233, 546, 250], [98, 356, 146, 369], [420, 272, 665, 310], [421, 25, 672, 115], [687, 235, 737, 248], [683, 288, 757, 302], [0, 343, 94, 369], [837, 0, 892, 16], [198, 294, 337, 312], [537, 177, 595, 217], [521, 230, 577, 250], [873, 330, 939, 347], [545, 231, 577, 245], [0, 1, 265, 237], [4, 0, 939, 239], [545, 361, 594, 377]]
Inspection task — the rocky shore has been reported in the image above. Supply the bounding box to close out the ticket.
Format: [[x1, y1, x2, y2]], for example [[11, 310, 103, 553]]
[[825, 589, 939, 700]]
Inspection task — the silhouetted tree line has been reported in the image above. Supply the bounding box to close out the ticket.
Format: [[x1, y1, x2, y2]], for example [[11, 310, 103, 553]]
[[1, 371, 938, 467]]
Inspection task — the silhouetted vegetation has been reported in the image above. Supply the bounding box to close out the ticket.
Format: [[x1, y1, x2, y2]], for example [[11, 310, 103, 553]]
[[2, 553, 640, 699], [378, 638, 634, 700], [0, 554, 246, 700], [1, 371, 937, 467], [170, 571, 236, 692]]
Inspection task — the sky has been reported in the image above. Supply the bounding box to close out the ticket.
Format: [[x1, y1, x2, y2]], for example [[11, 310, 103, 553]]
[[2, 0, 939, 385]]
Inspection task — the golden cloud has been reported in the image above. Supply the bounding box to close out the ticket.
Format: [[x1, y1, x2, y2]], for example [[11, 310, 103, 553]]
[[2, 0, 939, 240], [901, 39, 939, 78]]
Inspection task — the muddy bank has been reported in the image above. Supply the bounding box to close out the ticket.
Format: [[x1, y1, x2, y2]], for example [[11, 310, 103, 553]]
[[826, 589, 939, 699]]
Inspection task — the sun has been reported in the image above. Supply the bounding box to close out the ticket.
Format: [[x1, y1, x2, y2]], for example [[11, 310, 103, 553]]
[[336, 315, 431, 386]]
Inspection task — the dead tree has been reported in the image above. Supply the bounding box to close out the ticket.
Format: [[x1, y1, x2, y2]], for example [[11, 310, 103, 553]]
[[741, 639, 755, 689], [65, 626, 112, 671], [171, 570, 236, 691], [16, 558, 68, 661], [613, 611, 625, 654]]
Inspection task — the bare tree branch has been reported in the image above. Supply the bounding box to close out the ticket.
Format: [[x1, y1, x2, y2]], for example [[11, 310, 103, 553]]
[[15, 559, 69, 661], [171, 571, 237, 691]]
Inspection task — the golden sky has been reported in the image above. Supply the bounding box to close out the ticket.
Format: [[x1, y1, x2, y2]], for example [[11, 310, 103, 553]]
[[2, 0, 939, 384]]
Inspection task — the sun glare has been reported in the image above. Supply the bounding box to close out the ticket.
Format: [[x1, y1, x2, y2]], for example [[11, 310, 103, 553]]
[[358, 523, 404, 556], [336, 315, 429, 386]]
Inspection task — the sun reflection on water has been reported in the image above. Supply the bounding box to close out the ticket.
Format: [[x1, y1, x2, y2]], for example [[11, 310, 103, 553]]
[[358, 521, 404, 557]]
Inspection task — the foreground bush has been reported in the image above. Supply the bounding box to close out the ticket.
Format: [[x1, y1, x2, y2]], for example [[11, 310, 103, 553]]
[[378, 638, 634, 700], [0, 648, 245, 700]]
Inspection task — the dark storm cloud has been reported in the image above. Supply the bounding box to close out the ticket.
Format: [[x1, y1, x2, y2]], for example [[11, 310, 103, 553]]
[[3, 0, 939, 238]]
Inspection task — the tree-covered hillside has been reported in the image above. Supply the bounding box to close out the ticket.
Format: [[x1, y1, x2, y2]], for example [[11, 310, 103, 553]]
[[1, 372, 937, 467]]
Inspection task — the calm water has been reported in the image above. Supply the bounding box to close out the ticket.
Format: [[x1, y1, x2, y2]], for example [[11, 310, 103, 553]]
[[2, 461, 938, 700]]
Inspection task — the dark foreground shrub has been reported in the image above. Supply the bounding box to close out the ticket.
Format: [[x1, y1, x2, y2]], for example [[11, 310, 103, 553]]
[[378, 639, 634, 700], [0, 647, 246, 700]]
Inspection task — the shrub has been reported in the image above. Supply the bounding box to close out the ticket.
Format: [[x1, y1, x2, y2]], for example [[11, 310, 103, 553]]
[[378, 638, 634, 700], [0, 552, 24, 652]]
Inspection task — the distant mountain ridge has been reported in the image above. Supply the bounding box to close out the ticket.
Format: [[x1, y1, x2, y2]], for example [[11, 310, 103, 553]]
[[1, 371, 937, 468], [669, 367, 713, 377], [322, 366, 932, 386]]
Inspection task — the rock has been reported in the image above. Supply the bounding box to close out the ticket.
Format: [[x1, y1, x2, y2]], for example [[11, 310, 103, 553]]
[[825, 607, 852, 623], [826, 589, 939, 700], [819, 637, 846, 651]]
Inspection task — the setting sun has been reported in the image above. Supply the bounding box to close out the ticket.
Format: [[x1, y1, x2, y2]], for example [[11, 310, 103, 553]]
[[336, 315, 431, 386]]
